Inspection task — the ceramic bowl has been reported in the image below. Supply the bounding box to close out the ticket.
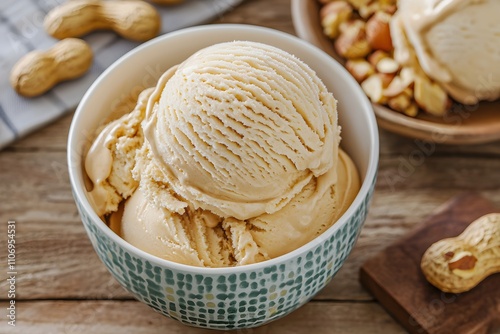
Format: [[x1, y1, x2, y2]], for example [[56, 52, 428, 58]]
[[68, 24, 379, 329], [292, 0, 500, 145]]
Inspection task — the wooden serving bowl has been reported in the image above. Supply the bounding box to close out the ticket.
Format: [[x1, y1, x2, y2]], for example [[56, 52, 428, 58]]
[[291, 0, 500, 145]]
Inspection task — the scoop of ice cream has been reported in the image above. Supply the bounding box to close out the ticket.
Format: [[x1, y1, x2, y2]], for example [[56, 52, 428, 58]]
[[143, 41, 340, 220], [391, 0, 500, 104]]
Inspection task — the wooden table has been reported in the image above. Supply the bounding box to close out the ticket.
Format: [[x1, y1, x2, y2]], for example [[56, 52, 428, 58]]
[[1, 0, 499, 333]]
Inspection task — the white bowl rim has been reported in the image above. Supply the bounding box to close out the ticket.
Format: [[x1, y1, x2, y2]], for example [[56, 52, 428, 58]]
[[68, 23, 379, 274]]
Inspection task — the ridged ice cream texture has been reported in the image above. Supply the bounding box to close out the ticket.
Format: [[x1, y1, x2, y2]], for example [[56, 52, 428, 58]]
[[143, 41, 340, 220], [391, 0, 500, 104], [85, 41, 360, 267]]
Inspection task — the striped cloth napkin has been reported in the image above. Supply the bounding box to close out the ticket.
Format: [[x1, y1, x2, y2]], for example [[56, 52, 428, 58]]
[[0, 0, 243, 149]]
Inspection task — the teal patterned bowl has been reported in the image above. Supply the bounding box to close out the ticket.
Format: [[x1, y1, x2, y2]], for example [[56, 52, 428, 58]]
[[68, 24, 379, 329]]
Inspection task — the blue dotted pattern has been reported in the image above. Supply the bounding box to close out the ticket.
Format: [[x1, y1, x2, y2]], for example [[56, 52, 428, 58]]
[[74, 176, 375, 329]]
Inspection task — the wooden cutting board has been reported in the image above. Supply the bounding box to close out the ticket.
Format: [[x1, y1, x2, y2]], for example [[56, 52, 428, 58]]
[[360, 193, 500, 334]]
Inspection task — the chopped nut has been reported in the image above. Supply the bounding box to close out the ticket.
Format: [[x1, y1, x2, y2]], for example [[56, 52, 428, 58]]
[[388, 93, 411, 112], [367, 50, 389, 67], [404, 103, 419, 117], [403, 87, 413, 98], [366, 11, 393, 51], [361, 74, 385, 103], [383, 68, 414, 97], [400, 67, 415, 84], [383, 76, 405, 97], [320, 1, 353, 39], [346, 58, 375, 82], [334, 20, 371, 59], [414, 75, 451, 116], [378, 72, 395, 88], [376, 57, 400, 74]]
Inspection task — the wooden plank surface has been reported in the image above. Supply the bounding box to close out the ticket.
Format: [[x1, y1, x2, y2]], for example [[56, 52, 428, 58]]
[[1, 0, 500, 332]]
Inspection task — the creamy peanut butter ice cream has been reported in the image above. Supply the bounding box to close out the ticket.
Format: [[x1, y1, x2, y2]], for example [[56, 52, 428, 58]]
[[85, 41, 360, 267], [391, 0, 500, 105]]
